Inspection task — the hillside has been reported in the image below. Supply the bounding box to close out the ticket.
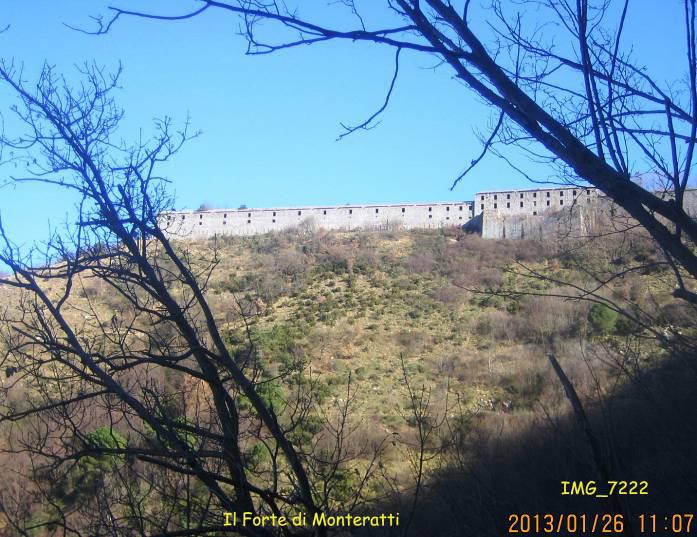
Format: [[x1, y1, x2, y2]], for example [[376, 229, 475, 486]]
[[1, 226, 695, 535]]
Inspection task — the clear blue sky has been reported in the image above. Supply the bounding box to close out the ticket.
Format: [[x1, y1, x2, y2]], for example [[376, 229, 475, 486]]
[[0, 1, 687, 249]]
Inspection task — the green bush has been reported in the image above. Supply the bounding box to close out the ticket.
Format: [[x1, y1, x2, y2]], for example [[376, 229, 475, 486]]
[[256, 324, 302, 368], [238, 379, 284, 415], [86, 426, 126, 447], [50, 427, 128, 508], [245, 441, 270, 470], [588, 303, 618, 334], [288, 414, 324, 445]]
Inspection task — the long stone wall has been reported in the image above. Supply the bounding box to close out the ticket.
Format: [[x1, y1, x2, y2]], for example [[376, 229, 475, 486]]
[[161, 201, 475, 239], [159, 186, 697, 241]]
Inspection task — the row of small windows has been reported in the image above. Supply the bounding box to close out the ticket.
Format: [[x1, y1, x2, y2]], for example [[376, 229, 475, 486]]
[[218, 206, 471, 217], [489, 199, 567, 210], [213, 214, 467, 225], [181, 204, 475, 221], [484, 193, 598, 211], [172, 194, 599, 222], [482, 189, 592, 202]]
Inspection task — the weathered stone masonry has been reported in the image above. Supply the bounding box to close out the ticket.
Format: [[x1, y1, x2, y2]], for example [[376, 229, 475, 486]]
[[475, 186, 599, 216], [162, 201, 477, 239]]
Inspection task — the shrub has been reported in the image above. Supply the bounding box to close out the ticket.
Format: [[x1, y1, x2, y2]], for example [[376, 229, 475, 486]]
[[395, 329, 429, 353], [245, 441, 270, 470], [238, 380, 285, 412], [50, 427, 128, 508], [588, 303, 618, 334], [274, 248, 307, 278], [288, 414, 324, 445], [403, 252, 436, 274], [517, 295, 587, 342], [256, 324, 303, 368], [473, 310, 513, 340], [502, 371, 546, 410], [85, 427, 127, 463], [430, 284, 463, 305], [316, 245, 352, 274]]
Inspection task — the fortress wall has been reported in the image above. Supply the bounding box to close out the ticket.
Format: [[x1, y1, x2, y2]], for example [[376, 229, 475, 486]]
[[482, 205, 593, 240], [160, 186, 696, 241], [160, 201, 476, 239], [480, 189, 697, 240], [681, 189, 697, 217], [475, 186, 599, 217]]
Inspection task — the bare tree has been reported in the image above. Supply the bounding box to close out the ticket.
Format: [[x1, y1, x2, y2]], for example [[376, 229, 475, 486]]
[[92, 0, 697, 296], [0, 61, 384, 536]]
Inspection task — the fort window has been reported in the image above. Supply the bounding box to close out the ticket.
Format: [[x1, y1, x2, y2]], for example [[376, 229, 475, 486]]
[[587, 189, 591, 194], [494, 203, 497, 209], [402, 207, 405, 213], [323, 210, 327, 215], [429, 214, 432, 219], [223, 220, 226, 225], [480, 204, 484, 210], [573, 190, 577, 196], [349, 209, 353, 214], [200, 214, 203, 219], [224, 213, 227, 218], [428, 207, 432, 212], [247, 219, 251, 223], [248, 212, 251, 217], [560, 200, 564, 205], [459, 216, 463, 220], [272, 219, 276, 223], [546, 192, 550, 197], [520, 193, 524, 199], [199, 222, 202, 225], [546, 200, 550, 206], [459, 206, 463, 211], [273, 211, 276, 216], [297, 211, 302, 216], [481, 195, 484, 200], [559, 191, 564, 196], [493, 194, 497, 200], [507, 193, 510, 199], [446, 216, 450, 220], [534, 201, 537, 207], [182, 215, 185, 220], [533, 192, 537, 198], [506, 202, 510, 208], [533, 211, 537, 215], [375, 208, 379, 213], [520, 202, 524, 208], [446, 206, 450, 211]]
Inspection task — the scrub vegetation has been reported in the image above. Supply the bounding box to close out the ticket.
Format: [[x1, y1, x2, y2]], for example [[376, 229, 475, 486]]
[[2, 223, 694, 536]]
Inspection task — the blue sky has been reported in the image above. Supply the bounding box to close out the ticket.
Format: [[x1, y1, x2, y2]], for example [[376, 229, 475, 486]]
[[0, 1, 688, 249]]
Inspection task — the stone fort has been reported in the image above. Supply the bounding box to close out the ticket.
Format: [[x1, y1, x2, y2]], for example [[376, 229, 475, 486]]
[[161, 185, 694, 240]]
